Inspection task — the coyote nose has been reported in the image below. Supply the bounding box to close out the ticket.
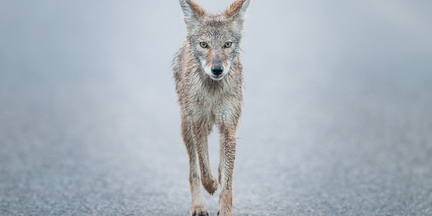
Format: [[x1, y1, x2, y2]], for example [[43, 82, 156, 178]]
[[211, 66, 224, 76]]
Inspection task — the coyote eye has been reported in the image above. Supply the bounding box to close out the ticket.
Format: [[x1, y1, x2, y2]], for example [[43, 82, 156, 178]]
[[200, 42, 208, 48], [224, 42, 232, 48]]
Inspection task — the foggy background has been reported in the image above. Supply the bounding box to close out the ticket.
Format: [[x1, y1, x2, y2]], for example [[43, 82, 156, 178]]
[[1, 0, 431, 215]]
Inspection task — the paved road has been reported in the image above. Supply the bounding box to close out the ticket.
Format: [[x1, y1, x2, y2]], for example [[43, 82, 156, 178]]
[[1, 1, 432, 215]]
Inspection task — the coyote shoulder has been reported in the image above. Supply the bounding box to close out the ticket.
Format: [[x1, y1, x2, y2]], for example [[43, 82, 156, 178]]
[[173, 0, 250, 215]]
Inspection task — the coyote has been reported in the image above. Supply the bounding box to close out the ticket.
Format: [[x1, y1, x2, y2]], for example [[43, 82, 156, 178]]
[[173, 0, 250, 215]]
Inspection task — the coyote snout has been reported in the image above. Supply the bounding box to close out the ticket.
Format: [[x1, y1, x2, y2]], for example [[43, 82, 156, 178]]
[[199, 42, 234, 81], [173, 0, 250, 215], [211, 66, 223, 75]]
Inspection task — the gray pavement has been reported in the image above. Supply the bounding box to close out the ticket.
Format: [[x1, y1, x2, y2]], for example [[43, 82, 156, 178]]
[[1, 1, 432, 215]]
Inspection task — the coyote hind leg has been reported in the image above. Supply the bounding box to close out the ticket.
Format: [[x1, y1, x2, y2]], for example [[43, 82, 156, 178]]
[[182, 116, 208, 216]]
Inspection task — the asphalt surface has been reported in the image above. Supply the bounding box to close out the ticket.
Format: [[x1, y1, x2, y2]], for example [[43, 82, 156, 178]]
[[1, 1, 432, 215]]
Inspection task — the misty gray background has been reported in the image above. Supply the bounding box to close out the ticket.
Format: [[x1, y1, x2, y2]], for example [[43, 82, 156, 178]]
[[1, 0, 432, 215]]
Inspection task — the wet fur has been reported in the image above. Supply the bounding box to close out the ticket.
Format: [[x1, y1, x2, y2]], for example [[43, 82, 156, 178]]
[[173, 0, 250, 215]]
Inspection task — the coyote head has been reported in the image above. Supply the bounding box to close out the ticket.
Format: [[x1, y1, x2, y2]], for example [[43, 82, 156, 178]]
[[179, 0, 250, 81]]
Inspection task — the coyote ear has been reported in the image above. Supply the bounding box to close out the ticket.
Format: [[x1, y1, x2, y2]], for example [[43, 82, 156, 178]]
[[179, 0, 206, 29], [224, 0, 250, 26]]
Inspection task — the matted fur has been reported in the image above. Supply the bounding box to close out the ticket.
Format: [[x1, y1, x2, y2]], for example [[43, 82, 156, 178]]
[[174, 0, 250, 216]]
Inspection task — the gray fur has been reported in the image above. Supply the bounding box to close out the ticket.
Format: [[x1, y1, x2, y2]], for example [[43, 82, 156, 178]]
[[174, 1, 250, 216]]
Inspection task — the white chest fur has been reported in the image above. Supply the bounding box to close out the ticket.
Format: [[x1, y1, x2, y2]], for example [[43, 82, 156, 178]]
[[188, 79, 238, 125]]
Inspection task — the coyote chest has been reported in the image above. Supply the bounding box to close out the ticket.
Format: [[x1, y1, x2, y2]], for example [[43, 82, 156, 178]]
[[188, 80, 238, 124]]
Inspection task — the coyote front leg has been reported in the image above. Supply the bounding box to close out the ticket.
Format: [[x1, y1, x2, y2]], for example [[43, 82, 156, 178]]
[[181, 117, 209, 216], [191, 121, 218, 195], [217, 125, 237, 216]]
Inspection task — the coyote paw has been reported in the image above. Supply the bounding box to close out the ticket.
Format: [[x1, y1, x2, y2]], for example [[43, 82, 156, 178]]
[[217, 210, 232, 216], [202, 176, 218, 195], [191, 206, 208, 216]]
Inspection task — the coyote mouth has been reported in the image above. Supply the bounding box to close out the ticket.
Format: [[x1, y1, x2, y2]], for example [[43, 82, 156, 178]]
[[210, 75, 224, 81], [200, 60, 230, 81]]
